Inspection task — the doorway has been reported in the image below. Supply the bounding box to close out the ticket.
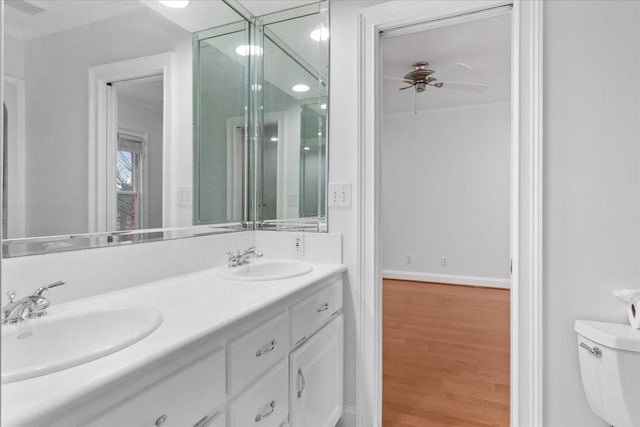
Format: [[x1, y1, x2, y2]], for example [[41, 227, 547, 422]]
[[355, 1, 543, 425], [108, 75, 164, 231], [380, 6, 512, 426]]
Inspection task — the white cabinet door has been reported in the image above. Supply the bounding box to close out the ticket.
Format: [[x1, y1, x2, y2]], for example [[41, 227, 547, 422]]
[[289, 314, 343, 427]]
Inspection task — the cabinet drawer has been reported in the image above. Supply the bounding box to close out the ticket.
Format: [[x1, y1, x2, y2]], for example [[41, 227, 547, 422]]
[[229, 311, 290, 395], [87, 349, 225, 427], [291, 279, 342, 346], [228, 359, 289, 427]]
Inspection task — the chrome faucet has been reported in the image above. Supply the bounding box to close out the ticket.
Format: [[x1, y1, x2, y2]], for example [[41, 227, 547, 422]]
[[226, 247, 263, 267], [2, 280, 66, 324]]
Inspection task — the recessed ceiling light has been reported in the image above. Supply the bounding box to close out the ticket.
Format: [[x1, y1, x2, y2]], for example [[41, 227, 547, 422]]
[[318, 132, 322, 136], [292, 84, 310, 92], [304, 146, 311, 151], [235, 44, 263, 56], [320, 103, 327, 110], [158, 0, 190, 8], [270, 137, 278, 142], [310, 27, 330, 41]]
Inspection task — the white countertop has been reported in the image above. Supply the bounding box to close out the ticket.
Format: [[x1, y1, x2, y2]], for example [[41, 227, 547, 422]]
[[1, 260, 346, 426]]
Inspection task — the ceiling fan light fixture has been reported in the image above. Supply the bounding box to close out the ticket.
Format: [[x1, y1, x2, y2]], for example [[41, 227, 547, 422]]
[[158, 0, 190, 8]]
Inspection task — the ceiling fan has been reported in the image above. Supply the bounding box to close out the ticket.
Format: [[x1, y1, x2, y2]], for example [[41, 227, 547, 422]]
[[385, 61, 489, 93]]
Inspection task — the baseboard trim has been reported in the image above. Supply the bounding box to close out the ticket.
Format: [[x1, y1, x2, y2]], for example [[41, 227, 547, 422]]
[[336, 405, 356, 427], [382, 270, 511, 289]]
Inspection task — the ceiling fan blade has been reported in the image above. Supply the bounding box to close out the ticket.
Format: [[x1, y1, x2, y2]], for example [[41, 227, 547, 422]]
[[399, 85, 415, 90], [384, 75, 409, 82], [437, 80, 488, 92], [430, 62, 472, 78]]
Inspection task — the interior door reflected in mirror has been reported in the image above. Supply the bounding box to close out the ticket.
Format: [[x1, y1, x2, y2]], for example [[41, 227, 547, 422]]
[[111, 75, 164, 231]]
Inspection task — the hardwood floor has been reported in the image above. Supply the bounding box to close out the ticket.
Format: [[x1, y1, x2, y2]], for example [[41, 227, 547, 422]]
[[383, 279, 510, 427]]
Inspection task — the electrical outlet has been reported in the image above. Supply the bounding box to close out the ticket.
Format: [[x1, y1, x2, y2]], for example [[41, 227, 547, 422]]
[[294, 233, 304, 256], [328, 183, 352, 207], [406, 255, 413, 264], [441, 257, 448, 267], [177, 186, 192, 206]]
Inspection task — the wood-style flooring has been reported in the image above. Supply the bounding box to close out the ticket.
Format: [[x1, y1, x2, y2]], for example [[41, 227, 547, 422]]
[[383, 279, 510, 427]]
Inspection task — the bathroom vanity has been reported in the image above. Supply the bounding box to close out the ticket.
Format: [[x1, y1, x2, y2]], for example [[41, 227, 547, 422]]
[[1, 260, 345, 427]]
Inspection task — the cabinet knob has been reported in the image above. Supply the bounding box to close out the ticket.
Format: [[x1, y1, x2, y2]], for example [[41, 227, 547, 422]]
[[155, 414, 168, 426]]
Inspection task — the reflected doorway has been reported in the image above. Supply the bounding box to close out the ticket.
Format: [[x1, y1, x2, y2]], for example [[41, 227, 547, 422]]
[[107, 75, 164, 231]]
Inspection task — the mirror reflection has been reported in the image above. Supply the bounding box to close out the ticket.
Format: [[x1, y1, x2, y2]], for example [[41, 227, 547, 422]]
[[261, 6, 328, 226], [2, 0, 329, 257]]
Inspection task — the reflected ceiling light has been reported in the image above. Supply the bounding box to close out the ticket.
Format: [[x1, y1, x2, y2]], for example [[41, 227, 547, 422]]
[[251, 84, 262, 91], [292, 84, 310, 92], [158, 0, 190, 8], [304, 146, 311, 150], [310, 27, 330, 41], [270, 137, 278, 142], [320, 103, 327, 110], [235, 45, 263, 56]]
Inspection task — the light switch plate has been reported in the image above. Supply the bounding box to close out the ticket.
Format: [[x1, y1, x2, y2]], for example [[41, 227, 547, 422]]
[[177, 186, 192, 206], [328, 182, 352, 207]]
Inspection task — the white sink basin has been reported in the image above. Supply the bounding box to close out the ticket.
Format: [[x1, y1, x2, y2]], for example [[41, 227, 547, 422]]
[[218, 260, 313, 281], [1, 306, 162, 384]]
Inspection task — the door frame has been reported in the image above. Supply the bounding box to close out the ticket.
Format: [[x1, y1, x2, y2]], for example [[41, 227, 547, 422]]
[[355, 1, 543, 426], [2, 75, 26, 238], [88, 52, 173, 233]]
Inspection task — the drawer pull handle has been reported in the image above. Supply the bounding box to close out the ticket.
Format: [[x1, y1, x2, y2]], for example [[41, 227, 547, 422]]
[[297, 368, 306, 398], [255, 400, 276, 422], [256, 339, 277, 357], [155, 414, 168, 426], [580, 342, 602, 358], [317, 303, 329, 312]]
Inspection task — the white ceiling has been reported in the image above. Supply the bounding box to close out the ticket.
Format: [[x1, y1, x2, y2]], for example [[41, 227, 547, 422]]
[[4, 0, 320, 40], [114, 76, 164, 112], [4, 1, 147, 40], [382, 13, 511, 115]]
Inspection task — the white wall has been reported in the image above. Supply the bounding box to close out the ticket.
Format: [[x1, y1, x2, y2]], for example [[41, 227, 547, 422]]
[[382, 104, 510, 286], [21, 8, 191, 237], [329, 1, 384, 421], [544, 1, 640, 426], [4, 35, 24, 79]]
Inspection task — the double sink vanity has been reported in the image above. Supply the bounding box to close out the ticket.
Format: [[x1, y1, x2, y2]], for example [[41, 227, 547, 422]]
[[1, 0, 336, 424], [1, 254, 346, 427]]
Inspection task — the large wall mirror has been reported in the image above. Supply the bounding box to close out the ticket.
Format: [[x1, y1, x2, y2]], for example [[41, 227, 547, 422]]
[[193, 2, 329, 230], [1, 0, 329, 257]]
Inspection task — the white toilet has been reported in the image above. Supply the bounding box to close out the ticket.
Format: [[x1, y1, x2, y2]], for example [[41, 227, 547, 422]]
[[575, 320, 640, 427]]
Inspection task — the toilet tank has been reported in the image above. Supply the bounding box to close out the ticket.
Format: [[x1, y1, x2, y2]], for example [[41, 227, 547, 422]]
[[574, 320, 640, 427]]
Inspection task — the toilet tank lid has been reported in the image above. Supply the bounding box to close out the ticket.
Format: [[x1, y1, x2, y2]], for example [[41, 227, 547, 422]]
[[575, 320, 640, 352]]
